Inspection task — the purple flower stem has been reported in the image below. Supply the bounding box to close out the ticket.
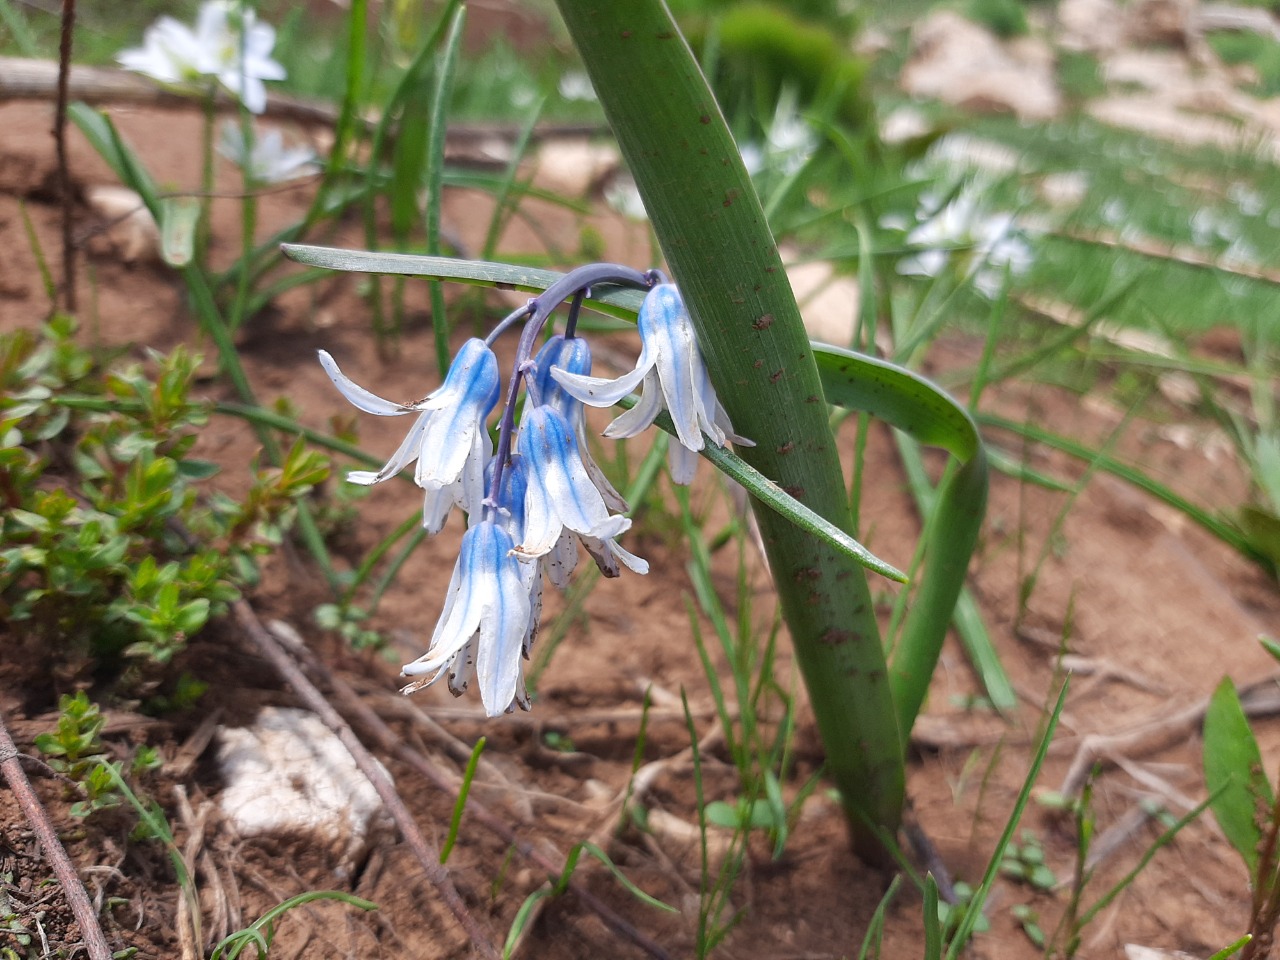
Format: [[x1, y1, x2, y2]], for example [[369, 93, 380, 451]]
[[563, 288, 586, 339], [484, 262, 655, 511]]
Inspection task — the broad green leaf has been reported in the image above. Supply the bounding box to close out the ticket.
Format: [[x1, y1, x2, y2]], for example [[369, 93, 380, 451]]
[[815, 343, 990, 734], [814, 343, 979, 462], [1204, 676, 1273, 879]]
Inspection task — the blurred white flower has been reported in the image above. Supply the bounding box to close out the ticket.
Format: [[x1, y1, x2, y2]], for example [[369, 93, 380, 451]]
[[558, 71, 597, 102], [740, 89, 816, 179], [603, 172, 647, 221], [897, 186, 1035, 299], [218, 123, 318, 183], [118, 1, 285, 114]]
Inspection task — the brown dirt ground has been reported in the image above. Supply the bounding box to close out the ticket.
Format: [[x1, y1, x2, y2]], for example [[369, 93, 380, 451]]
[[2, 94, 1279, 960]]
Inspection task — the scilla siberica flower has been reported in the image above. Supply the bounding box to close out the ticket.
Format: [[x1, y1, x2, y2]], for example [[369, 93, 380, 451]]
[[400, 519, 531, 715], [319, 263, 724, 717], [118, 1, 285, 114], [514, 405, 646, 569], [551, 283, 749, 483], [529, 334, 626, 514], [318, 339, 500, 532]]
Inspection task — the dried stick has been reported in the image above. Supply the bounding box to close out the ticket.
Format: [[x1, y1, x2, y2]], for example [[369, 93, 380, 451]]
[[55, 0, 76, 310], [230, 599, 500, 960], [0, 712, 113, 960], [0, 57, 602, 145], [264, 619, 676, 960], [1058, 672, 1280, 797]]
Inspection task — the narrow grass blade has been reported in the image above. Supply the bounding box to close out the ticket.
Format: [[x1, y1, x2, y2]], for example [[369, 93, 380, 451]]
[[281, 243, 648, 318], [424, 3, 467, 374], [858, 873, 902, 960], [1208, 935, 1253, 960], [977, 411, 1262, 565], [440, 736, 485, 864], [923, 873, 943, 960], [945, 679, 1068, 960], [1076, 793, 1214, 930]]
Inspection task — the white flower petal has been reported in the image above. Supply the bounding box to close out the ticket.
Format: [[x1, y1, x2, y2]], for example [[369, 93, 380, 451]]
[[602, 369, 663, 440], [352, 410, 428, 486], [545, 531, 578, 590], [550, 361, 650, 407], [667, 437, 700, 484], [318, 350, 414, 416], [653, 314, 703, 452]]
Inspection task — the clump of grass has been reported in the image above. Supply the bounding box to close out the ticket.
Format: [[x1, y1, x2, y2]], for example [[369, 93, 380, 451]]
[[1207, 30, 1280, 97], [966, 0, 1029, 38]]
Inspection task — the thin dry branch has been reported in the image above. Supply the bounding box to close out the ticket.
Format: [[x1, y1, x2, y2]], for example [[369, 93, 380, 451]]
[[263, 617, 677, 960], [230, 598, 501, 960], [0, 711, 114, 960], [1057, 672, 1280, 797], [0, 56, 603, 147]]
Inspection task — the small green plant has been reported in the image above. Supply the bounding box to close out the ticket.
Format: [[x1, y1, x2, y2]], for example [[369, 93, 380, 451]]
[[1000, 830, 1057, 890], [209, 891, 378, 960], [1206, 30, 1280, 97], [33, 692, 159, 819], [965, 0, 1029, 38], [312, 602, 386, 651], [1, 319, 329, 688], [1043, 767, 1211, 957]]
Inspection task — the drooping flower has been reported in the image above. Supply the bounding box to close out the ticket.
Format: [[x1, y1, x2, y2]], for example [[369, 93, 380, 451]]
[[514, 405, 647, 577], [318, 338, 500, 532], [218, 122, 317, 184], [118, 1, 285, 114], [400, 520, 531, 716], [529, 334, 626, 513], [550, 283, 749, 484]]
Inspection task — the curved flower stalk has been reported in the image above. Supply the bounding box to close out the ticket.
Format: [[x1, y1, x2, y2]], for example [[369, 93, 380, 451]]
[[551, 283, 751, 483], [118, 1, 285, 114], [318, 338, 500, 532]]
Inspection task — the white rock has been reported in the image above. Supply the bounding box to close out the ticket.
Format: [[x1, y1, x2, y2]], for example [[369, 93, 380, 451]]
[[530, 137, 620, 197], [1058, 0, 1125, 52], [84, 185, 160, 263], [901, 10, 1062, 121], [217, 706, 390, 874]]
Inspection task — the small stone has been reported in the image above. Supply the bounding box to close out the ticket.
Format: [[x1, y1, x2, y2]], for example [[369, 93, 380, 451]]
[[217, 706, 391, 875]]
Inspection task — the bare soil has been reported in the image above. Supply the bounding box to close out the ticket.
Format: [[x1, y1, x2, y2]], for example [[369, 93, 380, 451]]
[[2, 95, 1278, 960]]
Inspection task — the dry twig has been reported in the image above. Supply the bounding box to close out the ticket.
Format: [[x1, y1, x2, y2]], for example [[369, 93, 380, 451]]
[[0, 711, 114, 960], [263, 616, 676, 960], [230, 598, 501, 960], [1057, 672, 1280, 797]]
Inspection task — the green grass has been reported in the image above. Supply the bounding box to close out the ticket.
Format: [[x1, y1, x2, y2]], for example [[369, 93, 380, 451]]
[[890, 111, 1280, 340]]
